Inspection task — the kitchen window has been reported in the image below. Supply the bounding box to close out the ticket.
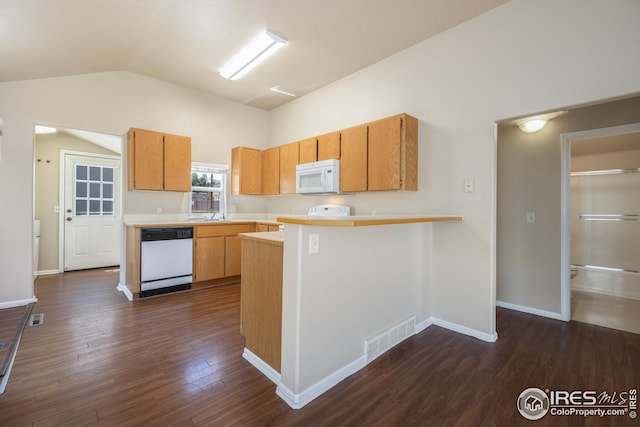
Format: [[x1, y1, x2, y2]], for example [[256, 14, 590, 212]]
[[191, 162, 228, 217]]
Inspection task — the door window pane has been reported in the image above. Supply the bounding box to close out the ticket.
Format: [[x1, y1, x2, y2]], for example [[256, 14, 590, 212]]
[[76, 199, 87, 215], [76, 165, 87, 180], [103, 183, 113, 198], [74, 164, 116, 217], [89, 166, 101, 181], [76, 182, 87, 198], [103, 168, 114, 182]]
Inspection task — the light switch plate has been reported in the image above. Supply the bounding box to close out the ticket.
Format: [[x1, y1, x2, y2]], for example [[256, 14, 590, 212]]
[[527, 212, 536, 223]]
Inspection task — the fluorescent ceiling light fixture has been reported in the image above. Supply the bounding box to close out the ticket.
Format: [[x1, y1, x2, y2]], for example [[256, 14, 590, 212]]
[[220, 30, 287, 80], [270, 86, 296, 97], [518, 119, 547, 133], [35, 125, 57, 134]]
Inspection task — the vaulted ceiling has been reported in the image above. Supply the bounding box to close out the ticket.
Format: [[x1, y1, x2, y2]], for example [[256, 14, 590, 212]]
[[0, 0, 508, 110]]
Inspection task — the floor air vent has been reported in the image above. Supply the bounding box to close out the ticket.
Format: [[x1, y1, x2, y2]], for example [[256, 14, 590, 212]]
[[28, 313, 44, 326], [364, 316, 416, 364]]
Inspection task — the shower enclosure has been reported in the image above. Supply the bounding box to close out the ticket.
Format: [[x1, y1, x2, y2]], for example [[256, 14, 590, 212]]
[[570, 168, 640, 299]]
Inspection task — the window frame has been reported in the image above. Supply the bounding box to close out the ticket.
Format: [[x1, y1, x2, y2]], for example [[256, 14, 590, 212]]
[[190, 162, 229, 217]]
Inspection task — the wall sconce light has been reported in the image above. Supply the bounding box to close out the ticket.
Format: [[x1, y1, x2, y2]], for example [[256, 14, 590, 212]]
[[220, 30, 287, 80], [518, 119, 547, 133]]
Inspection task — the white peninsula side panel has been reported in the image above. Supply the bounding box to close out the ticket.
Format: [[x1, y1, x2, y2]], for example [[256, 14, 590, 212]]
[[277, 222, 432, 408]]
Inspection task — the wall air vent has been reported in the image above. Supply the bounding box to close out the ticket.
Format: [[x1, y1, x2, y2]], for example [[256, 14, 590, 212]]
[[364, 316, 416, 364]]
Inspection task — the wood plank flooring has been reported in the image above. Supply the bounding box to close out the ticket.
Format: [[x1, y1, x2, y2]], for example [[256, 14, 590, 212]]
[[0, 303, 33, 377], [0, 268, 639, 426]]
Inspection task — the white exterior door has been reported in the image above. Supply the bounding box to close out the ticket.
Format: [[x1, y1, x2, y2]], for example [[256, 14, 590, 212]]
[[63, 154, 121, 271]]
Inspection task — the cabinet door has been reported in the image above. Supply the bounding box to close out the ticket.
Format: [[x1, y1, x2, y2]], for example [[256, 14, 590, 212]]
[[279, 142, 299, 194], [128, 129, 164, 191], [340, 125, 368, 192], [368, 115, 402, 191], [225, 235, 242, 277], [194, 236, 225, 281], [367, 114, 418, 191], [231, 147, 262, 195], [298, 138, 317, 164], [317, 131, 341, 161], [163, 133, 192, 192], [262, 147, 280, 195]]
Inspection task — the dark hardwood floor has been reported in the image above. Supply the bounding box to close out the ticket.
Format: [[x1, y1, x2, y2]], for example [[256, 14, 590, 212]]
[[0, 268, 638, 426]]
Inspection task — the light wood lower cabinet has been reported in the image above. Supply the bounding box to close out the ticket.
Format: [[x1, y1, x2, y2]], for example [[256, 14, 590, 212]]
[[256, 223, 281, 232], [239, 235, 283, 372], [193, 223, 255, 282], [194, 236, 225, 281]]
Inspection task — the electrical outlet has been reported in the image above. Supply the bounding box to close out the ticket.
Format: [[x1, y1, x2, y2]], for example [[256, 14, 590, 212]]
[[464, 178, 475, 193], [309, 234, 320, 254]]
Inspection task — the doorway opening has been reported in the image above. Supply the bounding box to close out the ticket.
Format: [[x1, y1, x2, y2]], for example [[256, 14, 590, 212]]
[[561, 123, 640, 334], [34, 125, 123, 276]]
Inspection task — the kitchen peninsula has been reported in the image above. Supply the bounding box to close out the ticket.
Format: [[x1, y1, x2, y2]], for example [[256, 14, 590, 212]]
[[239, 214, 462, 409]]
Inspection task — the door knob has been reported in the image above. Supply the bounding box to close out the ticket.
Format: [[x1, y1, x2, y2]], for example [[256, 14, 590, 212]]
[[66, 217, 72, 221], [66, 209, 72, 213]]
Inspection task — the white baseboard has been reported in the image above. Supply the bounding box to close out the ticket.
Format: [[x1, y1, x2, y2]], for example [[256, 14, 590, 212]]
[[276, 356, 366, 410], [496, 300, 564, 321], [116, 283, 133, 301], [0, 297, 37, 310], [242, 348, 281, 385], [416, 316, 497, 342], [415, 317, 434, 334], [36, 269, 60, 276], [274, 315, 499, 410]]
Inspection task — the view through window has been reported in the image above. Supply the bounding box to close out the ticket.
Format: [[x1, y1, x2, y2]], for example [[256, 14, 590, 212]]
[[191, 163, 228, 215]]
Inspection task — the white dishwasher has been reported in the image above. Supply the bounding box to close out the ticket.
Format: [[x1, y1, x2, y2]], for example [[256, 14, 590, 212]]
[[139, 227, 193, 297]]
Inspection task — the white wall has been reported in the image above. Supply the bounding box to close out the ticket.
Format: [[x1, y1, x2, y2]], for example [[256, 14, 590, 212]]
[[268, 0, 640, 334], [0, 71, 269, 304], [280, 222, 428, 397]]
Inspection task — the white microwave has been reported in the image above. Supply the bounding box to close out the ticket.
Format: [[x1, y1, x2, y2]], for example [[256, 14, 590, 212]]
[[296, 159, 340, 194]]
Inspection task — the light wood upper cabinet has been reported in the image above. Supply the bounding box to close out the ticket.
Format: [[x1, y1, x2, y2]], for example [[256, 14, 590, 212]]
[[279, 142, 299, 194], [262, 147, 280, 195], [128, 129, 164, 191], [163, 133, 192, 192], [127, 128, 191, 192], [298, 138, 317, 164], [317, 131, 341, 161], [231, 146, 262, 195], [340, 125, 368, 192], [367, 113, 418, 191]]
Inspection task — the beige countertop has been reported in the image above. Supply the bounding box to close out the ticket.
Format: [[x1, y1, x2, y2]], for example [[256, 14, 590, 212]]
[[124, 219, 281, 228], [238, 231, 284, 246], [276, 215, 462, 227]]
